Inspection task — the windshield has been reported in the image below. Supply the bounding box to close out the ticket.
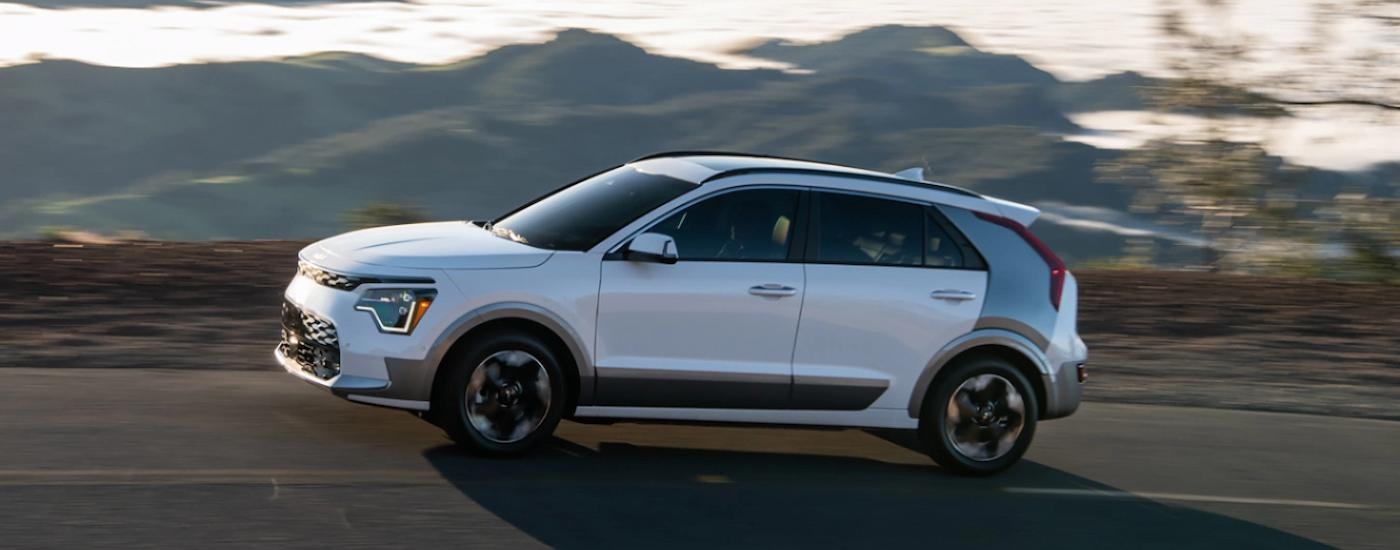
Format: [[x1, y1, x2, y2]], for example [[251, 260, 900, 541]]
[[489, 166, 697, 251]]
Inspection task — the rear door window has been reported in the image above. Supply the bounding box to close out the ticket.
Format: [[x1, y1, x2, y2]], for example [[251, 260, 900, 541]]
[[810, 192, 925, 266], [808, 192, 984, 269]]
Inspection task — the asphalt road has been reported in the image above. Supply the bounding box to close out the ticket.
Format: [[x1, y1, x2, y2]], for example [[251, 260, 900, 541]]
[[1, 368, 1395, 549]]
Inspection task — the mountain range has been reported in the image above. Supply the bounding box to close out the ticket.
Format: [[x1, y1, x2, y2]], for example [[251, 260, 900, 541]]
[[1, 24, 1387, 263]]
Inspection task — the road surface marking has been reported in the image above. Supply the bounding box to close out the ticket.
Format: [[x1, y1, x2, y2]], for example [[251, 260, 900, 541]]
[[0, 469, 445, 487], [0, 469, 434, 478], [1004, 487, 1372, 510], [696, 475, 733, 484]]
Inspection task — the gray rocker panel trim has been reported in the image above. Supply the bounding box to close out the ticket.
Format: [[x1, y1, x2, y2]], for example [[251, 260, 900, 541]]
[[591, 369, 888, 411], [590, 368, 889, 410], [594, 367, 789, 409], [906, 329, 1055, 419], [791, 375, 889, 410]]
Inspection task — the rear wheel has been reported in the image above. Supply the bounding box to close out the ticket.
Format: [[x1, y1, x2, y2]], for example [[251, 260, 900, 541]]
[[918, 356, 1038, 476], [434, 331, 566, 456]]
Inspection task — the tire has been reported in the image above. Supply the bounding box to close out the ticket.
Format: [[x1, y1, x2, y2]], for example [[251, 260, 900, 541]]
[[918, 356, 1038, 476], [433, 330, 567, 457]]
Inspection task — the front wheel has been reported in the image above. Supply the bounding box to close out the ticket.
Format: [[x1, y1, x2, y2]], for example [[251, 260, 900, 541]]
[[434, 331, 566, 457], [918, 356, 1038, 476]]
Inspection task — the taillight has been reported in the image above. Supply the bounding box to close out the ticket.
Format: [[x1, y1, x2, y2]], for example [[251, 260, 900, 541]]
[[975, 211, 1066, 310]]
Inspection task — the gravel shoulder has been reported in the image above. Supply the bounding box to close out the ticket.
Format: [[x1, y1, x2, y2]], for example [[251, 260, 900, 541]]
[[1, 241, 1395, 420]]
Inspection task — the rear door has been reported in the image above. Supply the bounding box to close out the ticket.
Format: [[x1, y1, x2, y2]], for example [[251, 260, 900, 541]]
[[791, 191, 988, 410], [594, 187, 806, 409]]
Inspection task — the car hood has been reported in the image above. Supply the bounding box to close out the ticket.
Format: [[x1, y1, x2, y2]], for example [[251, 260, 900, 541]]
[[303, 221, 552, 270]]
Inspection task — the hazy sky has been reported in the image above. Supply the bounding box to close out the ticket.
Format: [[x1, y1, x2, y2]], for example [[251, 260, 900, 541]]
[[0, 0, 1326, 79]]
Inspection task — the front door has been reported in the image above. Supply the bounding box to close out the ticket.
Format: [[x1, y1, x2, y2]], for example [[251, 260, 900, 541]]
[[594, 187, 805, 408]]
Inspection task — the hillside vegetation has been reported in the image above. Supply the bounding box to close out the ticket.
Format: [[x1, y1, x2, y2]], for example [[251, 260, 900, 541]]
[[1, 26, 1389, 264]]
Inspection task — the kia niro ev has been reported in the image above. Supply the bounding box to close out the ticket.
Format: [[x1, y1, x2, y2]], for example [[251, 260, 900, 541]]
[[277, 152, 1086, 475]]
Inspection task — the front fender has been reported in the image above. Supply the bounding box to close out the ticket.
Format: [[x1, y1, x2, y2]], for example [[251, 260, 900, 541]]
[[401, 302, 596, 405]]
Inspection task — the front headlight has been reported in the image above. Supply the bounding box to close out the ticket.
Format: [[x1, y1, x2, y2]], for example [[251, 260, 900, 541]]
[[355, 288, 437, 334]]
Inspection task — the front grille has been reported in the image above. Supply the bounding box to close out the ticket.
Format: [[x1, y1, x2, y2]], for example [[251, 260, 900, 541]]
[[280, 300, 341, 380]]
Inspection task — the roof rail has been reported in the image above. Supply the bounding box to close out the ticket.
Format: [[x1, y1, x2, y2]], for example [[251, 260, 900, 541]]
[[629, 150, 982, 198], [628, 150, 808, 163], [701, 167, 981, 198]]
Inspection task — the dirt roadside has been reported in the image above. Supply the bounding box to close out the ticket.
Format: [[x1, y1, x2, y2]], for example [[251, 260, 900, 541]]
[[1, 241, 1395, 420]]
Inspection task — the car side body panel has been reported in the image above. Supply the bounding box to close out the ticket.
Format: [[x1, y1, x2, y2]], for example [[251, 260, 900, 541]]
[[593, 259, 803, 408], [793, 264, 987, 411], [937, 205, 1058, 350]]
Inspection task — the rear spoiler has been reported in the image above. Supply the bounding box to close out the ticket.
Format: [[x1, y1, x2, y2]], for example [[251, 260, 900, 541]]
[[985, 196, 1040, 227], [893, 167, 1039, 226]]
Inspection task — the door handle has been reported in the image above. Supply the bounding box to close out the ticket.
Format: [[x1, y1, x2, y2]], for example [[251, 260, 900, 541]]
[[931, 289, 977, 301], [749, 284, 798, 297]]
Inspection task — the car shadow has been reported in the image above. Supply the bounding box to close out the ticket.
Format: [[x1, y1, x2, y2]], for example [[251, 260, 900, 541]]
[[422, 427, 1332, 549]]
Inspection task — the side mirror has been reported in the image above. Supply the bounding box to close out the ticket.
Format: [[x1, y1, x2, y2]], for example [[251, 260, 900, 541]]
[[625, 233, 678, 264]]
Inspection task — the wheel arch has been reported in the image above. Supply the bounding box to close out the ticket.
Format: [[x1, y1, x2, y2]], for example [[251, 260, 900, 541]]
[[908, 330, 1052, 419], [426, 303, 593, 414]]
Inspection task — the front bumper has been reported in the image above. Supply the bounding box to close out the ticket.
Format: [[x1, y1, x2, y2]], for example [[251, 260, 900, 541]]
[[276, 345, 390, 394], [276, 268, 444, 412], [276, 345, 431, 411]]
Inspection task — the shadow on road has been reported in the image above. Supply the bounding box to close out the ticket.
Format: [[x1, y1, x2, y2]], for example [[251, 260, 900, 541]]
[[423, 432, 1331, 549]]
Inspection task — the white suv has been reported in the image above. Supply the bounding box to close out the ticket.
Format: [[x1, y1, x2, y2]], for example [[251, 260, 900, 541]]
[[277, 152, 1086, 475]]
